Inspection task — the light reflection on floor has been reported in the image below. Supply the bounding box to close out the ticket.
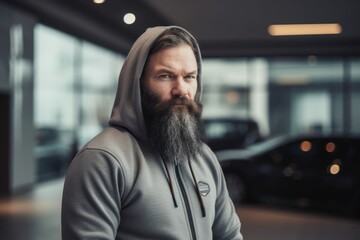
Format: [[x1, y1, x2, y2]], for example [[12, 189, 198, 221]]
[[0, 178, 359, 240], [0, 198, 58, 215], [0, 179, 63, 240]]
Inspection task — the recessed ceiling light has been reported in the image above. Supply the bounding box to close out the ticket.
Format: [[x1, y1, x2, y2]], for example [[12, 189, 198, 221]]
[[268, 23, 342, 36], [124, 13, 136, 25], [93, 0, 105, 4]]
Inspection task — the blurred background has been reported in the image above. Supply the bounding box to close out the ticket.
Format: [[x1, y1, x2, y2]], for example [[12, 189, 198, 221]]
[[0, 0, 360, 239]]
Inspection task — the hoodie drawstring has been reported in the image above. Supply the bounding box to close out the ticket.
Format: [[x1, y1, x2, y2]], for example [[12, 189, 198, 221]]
[[161, 155, 206, 218], [188, 158, 206, 218], [161, 157, 178, 208]]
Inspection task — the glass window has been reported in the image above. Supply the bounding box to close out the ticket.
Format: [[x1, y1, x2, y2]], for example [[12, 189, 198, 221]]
[[269, 57, 344, 136], [34, 25, 78, 180], [202, 59, 249, 118], [34, 24, 124, 180], [34, 25, 77, 129], [350, 58, 360, 134], [78, 41, 124, 147], [202, 56, 348, 140]]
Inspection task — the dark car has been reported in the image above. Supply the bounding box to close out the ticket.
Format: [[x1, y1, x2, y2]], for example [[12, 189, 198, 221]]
[[35, 127, 74, 181], [216, 134, 360, 217], [202, 117, 262, 151]]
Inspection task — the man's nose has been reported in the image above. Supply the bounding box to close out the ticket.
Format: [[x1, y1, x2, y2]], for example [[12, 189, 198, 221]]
[[171, 78, 188, 97]]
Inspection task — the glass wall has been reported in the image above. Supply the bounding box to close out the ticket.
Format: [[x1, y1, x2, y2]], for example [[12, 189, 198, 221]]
[[34, 25, 124, 180], [78, 41, 124, 147], [350, 58, 360, 133], [202, 56, 360, 141], [34, 25, 77, 130], [268, 57, 344, 136], [34, 24, 359, 180]]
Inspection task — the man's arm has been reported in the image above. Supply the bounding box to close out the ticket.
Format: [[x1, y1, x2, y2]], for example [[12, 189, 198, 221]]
[[61, 149, 124, 240], [212, 159, 243, 240]]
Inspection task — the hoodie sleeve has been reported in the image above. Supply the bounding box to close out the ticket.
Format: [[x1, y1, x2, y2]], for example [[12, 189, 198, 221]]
[[61, 148, 125, 240], [212, 155, 243, 240]]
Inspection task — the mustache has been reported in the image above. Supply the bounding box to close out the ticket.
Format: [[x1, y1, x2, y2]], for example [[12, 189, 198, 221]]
[[153, 96, 202, 115]]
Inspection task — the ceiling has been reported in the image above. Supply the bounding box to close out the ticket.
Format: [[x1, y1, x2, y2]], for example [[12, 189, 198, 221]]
[[4, 0, 360, 57]]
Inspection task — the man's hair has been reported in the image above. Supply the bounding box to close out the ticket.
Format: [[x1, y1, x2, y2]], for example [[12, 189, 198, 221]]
[[148, 28, 200, 67]]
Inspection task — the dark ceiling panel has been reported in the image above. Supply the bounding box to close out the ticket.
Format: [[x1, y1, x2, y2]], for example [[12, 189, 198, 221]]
[[2, 0, 360, 56]]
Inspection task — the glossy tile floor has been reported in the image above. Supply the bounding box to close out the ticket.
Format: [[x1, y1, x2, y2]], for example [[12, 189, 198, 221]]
[[0, 178, 359, 240]]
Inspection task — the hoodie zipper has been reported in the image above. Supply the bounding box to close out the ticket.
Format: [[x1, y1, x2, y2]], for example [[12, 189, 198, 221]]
[[175, 164, 197, 240]]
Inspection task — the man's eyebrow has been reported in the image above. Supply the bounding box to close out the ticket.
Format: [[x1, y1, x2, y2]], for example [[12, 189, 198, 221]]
[[187, 70, 198, 75], [153, 67, 174, 73], [154, 68, 197, 75]]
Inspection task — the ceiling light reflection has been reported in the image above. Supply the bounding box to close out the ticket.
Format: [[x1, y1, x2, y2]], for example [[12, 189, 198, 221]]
[[275, 76, 309, 86], [283, 166, 294, 177], [326, 142, 336, 152], [300, 141, 312, 152], [328, 164, 340, 175]]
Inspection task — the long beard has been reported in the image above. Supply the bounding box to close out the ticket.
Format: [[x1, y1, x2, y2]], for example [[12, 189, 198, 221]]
[[142, 90, 204, 165]]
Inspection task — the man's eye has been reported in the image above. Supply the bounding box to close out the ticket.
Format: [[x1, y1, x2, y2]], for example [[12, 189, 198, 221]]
[[159, 74, 172, 80], [185, 75, 196, 80]]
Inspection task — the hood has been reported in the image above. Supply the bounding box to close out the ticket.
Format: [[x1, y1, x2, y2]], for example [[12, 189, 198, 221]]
[[109, 26, 203, 142]]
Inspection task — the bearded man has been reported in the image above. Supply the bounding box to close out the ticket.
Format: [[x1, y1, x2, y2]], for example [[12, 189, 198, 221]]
[[61, 26, 243, 240]]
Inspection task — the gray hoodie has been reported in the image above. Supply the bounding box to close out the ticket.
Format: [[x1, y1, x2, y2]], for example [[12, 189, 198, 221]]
[[61, 26, 242, 240]]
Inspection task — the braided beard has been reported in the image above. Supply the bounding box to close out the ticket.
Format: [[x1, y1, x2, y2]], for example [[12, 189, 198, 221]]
[[142, 90, 204, 165]]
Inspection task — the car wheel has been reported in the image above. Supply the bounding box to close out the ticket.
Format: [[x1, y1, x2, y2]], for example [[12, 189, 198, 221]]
[[224, 173, 247, 204]]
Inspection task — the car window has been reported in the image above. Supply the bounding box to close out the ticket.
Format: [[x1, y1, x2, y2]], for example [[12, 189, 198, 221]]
[[205, 121, 252, 137], [205, 122, 237, 139]]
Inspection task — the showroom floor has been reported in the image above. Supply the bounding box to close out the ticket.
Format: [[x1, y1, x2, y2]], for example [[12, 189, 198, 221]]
[[0, 178, 359, 240]]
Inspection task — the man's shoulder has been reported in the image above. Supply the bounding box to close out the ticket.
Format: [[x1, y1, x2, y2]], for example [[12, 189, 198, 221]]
[[200, 142, 217, 159], [91, 126, 136, 142], [83, 126, 141, 157], [75, 126, 150, 184], [198, 142, 223, 170]]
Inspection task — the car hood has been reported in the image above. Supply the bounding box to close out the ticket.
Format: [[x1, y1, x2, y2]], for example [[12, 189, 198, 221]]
[[215, 135, 288, 162]]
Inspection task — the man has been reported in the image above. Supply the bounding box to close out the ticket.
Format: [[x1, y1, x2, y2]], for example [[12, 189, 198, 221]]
[[62, 26, 243, 240]]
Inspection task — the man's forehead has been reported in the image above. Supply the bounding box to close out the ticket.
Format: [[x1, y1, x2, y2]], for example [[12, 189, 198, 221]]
[[148, 45, 196, 66]]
